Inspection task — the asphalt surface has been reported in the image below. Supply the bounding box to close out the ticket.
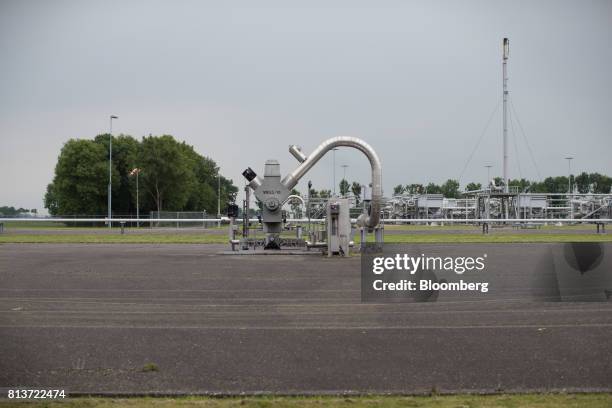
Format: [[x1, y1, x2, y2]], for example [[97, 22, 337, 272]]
[[1, 243, 611, 395]]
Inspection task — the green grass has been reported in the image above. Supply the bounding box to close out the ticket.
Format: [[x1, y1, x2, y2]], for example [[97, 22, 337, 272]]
[[140, 362, 159, 372], [2, 221, 75, 229], [0, 233, 227, 244], [381, 224, 601, 231], [1, 394, 611, 407], [1, 222, 228, 230], [362, 233, 612, 243], [382, 224, 477, 231]]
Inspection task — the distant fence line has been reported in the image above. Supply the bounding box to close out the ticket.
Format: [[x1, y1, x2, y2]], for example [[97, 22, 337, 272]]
[[1, 217, 611, 224]]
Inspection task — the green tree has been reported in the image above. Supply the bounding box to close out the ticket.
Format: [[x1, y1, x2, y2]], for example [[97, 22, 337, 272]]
[[0, 206, 31, 216], [542, 176, 568, 194], [493, 177, 505, 189], [44, 139, 116, 215], [425, 182, 442, 194], [590, 173, 612, 194], [508, 178, 531, 193], [574, 172, 591, 193], [465, 182, 482, 192], [406, 184, 424, 194], [319, 189, 332, 199], [529, 181, 547, 193], [94, 134, 139, 214], [393, 184, 405, 195], [180, 143, 236, 215], [44, 134, 237, 218], [441, 179, 460, 198], [339, 179, 350, 197], [138, 135, 195, 214], [351, 182, 362, 205]]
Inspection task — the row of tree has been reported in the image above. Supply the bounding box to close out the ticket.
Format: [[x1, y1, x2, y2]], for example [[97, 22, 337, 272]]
[[305, 181, 363, 203], [392, 173, 612, 198], [44, 134, 237, 216], [0, 206, 37, 216]]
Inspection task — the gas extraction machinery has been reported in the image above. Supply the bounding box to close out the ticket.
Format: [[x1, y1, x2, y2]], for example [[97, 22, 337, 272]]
[[230, 136, 384, 255]]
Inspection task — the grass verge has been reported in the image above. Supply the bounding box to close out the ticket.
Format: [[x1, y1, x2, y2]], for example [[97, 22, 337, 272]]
[[1, 394, 612, 407]]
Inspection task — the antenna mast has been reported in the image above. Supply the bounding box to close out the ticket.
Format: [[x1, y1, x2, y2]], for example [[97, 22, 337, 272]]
[[502, 38, 509, 193]]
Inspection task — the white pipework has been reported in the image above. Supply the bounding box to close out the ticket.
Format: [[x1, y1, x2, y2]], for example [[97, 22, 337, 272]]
[[281, 136, 382, 228], [288, 145, 307, 163], [283, 194, 305, 206]]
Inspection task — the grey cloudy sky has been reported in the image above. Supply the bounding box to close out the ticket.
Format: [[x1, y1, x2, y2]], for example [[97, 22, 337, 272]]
[[1, 0, 611, 212]]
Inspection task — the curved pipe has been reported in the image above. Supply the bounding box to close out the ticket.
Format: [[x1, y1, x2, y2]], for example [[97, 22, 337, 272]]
[[283, 194, 305, 207], [281, 136, 382, 228]]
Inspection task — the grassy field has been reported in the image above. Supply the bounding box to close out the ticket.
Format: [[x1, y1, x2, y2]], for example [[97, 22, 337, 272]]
[[362, 233, 612, 243], [0, 222, 227, 230], [1, 394, 611, 408], [0, 233, 225, 244], [1, 221, 610, 244]]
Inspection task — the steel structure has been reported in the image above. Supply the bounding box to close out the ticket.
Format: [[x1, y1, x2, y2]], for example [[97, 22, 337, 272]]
[[384, 189, 612, 223], [502, 38, 509, 193], [241, 136, 383, 249]]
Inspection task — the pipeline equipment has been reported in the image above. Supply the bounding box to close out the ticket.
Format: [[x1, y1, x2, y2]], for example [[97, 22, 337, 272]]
[[242, 136, 383, 250]]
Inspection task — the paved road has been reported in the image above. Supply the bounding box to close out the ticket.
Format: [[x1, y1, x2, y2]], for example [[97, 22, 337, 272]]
[[1, 244, 611, 394]]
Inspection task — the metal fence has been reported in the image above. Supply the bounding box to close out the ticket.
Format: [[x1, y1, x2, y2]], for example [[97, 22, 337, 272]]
[[148, 211, 218, 228]]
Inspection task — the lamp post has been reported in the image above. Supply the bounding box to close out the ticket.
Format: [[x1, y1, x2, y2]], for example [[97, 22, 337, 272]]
[[565, 156, 573, 220], [129, 168, 141, 227], [108, 115, 118, 228], [565, 157, 573, 193], [332, 148, 338, 196], [485, 165, 493, 189], [341, 164, 348, 197], [217, 173, 221, 227]]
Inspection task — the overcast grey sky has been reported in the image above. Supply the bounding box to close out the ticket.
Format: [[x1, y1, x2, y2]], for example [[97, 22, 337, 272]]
[[1, 0, 611, 212]]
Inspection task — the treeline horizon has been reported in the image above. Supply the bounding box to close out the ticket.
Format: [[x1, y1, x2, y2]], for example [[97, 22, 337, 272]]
[[0, 206, 38, 216], [5, 148, 611, 216], [391, 173, 612, 199], [44, 134, 238, 217]]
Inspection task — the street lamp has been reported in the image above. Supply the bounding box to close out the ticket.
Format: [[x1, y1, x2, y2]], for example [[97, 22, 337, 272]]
[[341, 164, 349, 197], [108, 115, 118, 228], [484, 165, 493, 189], [565, 156, 574, 220], [217, 172, 222, 227], [332, 148, 339, 196], [129, 168, 141, 227], [565, 157, 573, 193]]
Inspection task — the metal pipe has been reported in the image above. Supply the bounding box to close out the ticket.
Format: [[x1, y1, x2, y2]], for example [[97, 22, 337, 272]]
[[281, 136, 382, 228], [289, 145, 307, 163], [241, 167, 262, 190], [282, 194, 305, 206]]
